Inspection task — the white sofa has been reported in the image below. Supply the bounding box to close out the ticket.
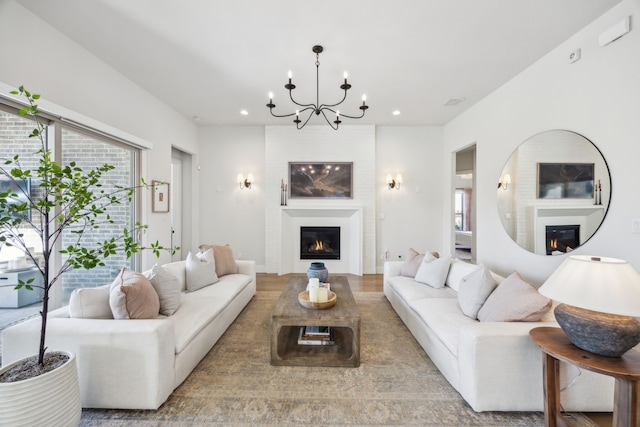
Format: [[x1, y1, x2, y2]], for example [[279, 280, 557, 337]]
[[2, 259, 256, 410], [384, 258, 615, 412]]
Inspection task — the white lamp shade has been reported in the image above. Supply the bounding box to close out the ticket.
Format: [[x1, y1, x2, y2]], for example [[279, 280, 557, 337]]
[[538, 255, 640, 317], [395, 174, 403, 184]]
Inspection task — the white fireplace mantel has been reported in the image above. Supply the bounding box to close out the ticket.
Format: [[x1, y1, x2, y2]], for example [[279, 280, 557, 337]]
[[531, 205, 606, 255], [278, 206, 363, 276]]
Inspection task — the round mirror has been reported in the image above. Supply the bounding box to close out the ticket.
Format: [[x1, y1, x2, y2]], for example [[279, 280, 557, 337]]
[[497, 130, 610, 255]]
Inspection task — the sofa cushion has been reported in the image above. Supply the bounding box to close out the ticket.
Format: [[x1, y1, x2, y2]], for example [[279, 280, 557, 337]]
[[171, 274, 252, 354], [163, 260, 187, 291], [186, 249, 219, 292], [445, 259, 479, 292], [143, 263, 181, 316], [409, 298, 477, 356], [458, 266, 498, 319], [69, 285, 113, 319], [199, 244, 238, 277], [477, 272, 552, 322], [109, 268, 160, 319], [415, 255, 451, 288], [387, 275, 457, 302]]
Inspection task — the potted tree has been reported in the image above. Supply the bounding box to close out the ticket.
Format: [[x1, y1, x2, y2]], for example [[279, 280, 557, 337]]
[[0, 87, 172, 426]]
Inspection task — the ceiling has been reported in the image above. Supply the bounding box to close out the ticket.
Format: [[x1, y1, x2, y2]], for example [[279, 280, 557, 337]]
[[17, 0, 621, 127]]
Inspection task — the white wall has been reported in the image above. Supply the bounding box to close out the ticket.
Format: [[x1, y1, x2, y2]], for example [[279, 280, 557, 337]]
[[442, 0, 640, 283], [375, 126, 444, 270], [196, 125, 446, 274], [0, 0, 200, 270], [197, 126, 266, 264]]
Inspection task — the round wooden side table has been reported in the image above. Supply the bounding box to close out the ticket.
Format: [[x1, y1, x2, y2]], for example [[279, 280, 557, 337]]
[[530, 327, 640, 427]]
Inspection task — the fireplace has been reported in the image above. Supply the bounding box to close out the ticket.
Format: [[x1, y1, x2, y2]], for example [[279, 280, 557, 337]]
[[300, 226, 340, 260], [545, 225, 580, 255]]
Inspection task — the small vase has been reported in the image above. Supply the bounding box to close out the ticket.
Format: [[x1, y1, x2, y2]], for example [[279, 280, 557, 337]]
[[307, 262, 329, 283]]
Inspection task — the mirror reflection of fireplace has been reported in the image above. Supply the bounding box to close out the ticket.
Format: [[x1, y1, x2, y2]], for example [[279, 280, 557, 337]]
[[545, 225, 580, 255], [300, 226, 340, 260]]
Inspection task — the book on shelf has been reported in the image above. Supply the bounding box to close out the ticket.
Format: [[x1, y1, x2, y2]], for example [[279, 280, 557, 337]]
[[303, 325, 330, 336], [298, 326, 335, 346]]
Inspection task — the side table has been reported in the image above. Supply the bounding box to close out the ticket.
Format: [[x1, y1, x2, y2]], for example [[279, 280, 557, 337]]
[[530, 327, 640, 427]]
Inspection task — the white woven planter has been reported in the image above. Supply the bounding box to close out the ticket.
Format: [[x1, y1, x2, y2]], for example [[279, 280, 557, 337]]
[[0, 351, 81, 427]]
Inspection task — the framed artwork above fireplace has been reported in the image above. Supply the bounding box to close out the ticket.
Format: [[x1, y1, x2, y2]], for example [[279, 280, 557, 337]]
[[537, 163, 594, 199], [289, 162, 353, 199]]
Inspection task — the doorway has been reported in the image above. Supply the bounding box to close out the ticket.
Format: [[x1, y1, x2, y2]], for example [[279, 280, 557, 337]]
[[454, 145, 476, 262], [171, 147, 194, 262]]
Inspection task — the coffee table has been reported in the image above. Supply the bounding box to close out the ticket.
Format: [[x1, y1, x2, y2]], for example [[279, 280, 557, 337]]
[[270, 276, 360, 367]]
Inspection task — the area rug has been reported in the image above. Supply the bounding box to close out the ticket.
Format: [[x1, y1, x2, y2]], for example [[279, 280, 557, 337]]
[[80, 292, 596, 427]]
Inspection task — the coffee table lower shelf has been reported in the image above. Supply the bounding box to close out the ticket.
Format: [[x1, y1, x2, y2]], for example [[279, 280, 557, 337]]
[[272, 325, 359, 367]]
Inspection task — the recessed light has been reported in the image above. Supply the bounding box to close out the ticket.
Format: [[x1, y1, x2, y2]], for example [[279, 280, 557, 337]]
[[192, 115, 202, 121], [392, 110, 401, 116], [240, 110, 248, 116]]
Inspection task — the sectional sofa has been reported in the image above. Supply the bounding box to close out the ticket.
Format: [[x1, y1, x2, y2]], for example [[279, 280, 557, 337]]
[[2, 255, 256, 410], [384, 256, 615, 412]]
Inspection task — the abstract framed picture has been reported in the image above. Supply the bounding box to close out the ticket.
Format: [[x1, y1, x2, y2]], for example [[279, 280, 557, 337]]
[[537, 163, 594, 199], [289, 162, 353, 199], [152, 180, 170, 212]]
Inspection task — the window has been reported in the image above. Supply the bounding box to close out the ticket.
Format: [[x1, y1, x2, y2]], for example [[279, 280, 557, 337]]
[[0, 103, 141, 305]]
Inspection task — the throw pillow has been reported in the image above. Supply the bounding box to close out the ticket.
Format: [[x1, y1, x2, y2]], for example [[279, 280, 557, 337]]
[[399, 249, 439, 277], [414, 254, 451, 288], [186, 249, 218, 291], [143, 263, 181, 316], [457, 266, 498, 319], [109, 268, 160, 319], [477, 272, 552, 322], [400, 248, 424, 277], [199, 244, 238, 277], [69, 285, 113, 319]]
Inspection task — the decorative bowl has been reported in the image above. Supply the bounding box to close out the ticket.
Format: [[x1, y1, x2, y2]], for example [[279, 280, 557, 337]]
[[298, 290, 337, 310]]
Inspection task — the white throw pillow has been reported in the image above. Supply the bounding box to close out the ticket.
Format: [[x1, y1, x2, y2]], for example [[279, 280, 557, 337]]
[[185, 249, 218, 292], [143, 263, 181, 316], [414, 255, 451, 288], [69, 285, 113, 319], [457, 266, 498, 319]]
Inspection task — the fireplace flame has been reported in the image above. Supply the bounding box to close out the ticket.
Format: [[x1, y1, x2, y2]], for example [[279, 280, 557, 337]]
[[314, 240, 323, 251], [550, 238, 558, 250]]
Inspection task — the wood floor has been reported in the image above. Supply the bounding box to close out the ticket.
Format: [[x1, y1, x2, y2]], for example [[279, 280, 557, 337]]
[[256, 272, 616, 427]]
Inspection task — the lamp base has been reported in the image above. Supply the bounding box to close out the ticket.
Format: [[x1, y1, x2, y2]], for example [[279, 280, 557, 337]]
[[554, 303, 640, 357]]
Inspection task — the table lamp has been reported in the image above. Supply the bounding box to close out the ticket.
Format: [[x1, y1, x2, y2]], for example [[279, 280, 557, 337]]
[[538, 255, 640, 357]]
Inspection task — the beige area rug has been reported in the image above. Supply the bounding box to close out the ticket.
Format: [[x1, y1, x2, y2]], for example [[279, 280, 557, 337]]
[[80, 292, 597, 427]]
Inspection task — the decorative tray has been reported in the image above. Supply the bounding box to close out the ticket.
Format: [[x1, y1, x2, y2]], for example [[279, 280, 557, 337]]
[[298, 290, 337, 310]]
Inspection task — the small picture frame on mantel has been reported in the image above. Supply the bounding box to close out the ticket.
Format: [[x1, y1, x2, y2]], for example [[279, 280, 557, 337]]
[[152, 180, 170, 212]]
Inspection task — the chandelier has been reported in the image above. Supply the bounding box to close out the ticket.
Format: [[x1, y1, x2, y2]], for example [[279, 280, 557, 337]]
[[266, 45, 369, 130]]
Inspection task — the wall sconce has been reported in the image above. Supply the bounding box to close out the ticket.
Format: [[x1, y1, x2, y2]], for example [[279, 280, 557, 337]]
[[237, 173, 253, 189], [386, 174, 403, 190], [498, 174, 511, 190]]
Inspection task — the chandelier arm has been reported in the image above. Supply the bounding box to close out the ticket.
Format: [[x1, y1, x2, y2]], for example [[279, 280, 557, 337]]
[[319, 109, 339, 130], [269, 106, 315, 119], [288, 90, 317, 110], [318, 90, 349, 110], [297, 109, 317, 130], [331, 108, 367, 120]]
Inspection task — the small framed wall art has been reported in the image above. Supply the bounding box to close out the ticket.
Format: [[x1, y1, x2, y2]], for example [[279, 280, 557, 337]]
[[289, 162, 353, 199], [152, 180, 170, 212]]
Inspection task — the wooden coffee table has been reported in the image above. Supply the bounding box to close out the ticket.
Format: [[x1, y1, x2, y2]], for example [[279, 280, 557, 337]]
[[270, 276, 361, 367]]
